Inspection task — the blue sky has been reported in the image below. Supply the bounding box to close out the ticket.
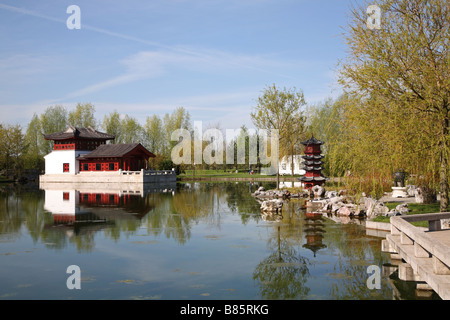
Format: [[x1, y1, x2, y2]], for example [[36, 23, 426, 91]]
[[0, 0, 363, 130]]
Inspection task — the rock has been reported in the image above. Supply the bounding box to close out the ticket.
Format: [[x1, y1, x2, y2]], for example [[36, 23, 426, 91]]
[[331, 202, 344, 213], [257, 186, 265, 192], [385, 209, 403, 217], [396, 203, 411, 214], [363, 197, 377, 217], [442, 219, 450, 229], [336, 206, 353, 216], [373, 202, 389, 216], [325, 190, 338, 198], [406, 185, 417, 197], [260, 199, 284, 212], [364, 198, 388, 218], [312, 185, 325, 199], [253, 188, 292, 199], [415, 186, 436, 204]]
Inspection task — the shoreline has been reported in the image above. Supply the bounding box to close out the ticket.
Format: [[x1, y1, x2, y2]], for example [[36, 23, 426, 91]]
[[177, 176, 300, 182]]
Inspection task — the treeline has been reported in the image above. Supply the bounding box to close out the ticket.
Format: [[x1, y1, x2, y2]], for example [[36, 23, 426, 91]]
[[0, 102, 276, 179], [0, 103, 194, 177], [332, 0, 449, 211], [307, 91, 445, 200]]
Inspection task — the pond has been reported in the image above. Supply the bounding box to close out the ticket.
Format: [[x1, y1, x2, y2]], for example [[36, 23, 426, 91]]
[[0, 181, 441, 300]]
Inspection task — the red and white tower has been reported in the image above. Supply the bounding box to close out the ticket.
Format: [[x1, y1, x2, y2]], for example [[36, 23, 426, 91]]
[[300, 135, 327, 189]]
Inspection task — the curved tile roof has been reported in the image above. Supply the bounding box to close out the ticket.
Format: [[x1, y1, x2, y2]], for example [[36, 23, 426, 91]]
[[301, 134, 324, 145], [78, 143, 155, 159], [44, 126, 115, 141]]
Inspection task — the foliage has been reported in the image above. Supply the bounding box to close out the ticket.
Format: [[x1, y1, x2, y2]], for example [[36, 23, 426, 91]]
[[251, 84, 307, 187], [337, 0, 450, 209], [39, 105, 68, 154], [306, 96, 348, 178], [23, 114, 44, 170], [0, 124, 25, 176], [102, 110, 122, 144], [68, 103, 98, 128]]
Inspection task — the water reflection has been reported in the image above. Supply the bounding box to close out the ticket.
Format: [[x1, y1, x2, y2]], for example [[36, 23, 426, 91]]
[[40, 183, 176, 252], [303, 213, 326, 257], [0, 182, 440, 299]]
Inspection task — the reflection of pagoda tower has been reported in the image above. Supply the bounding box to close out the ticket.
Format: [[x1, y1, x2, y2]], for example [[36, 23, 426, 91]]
[[302, 214, 326, 257], [300, 135, 327, 189]]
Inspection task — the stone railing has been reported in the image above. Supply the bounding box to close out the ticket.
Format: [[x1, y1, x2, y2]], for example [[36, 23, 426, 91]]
[[143, 169, 175, 176], [120, 169, 176, 176], [385, 212, 450, 299], [390, 213, 450, 269]]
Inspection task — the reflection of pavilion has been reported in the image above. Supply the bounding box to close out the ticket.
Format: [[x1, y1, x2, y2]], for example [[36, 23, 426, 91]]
[[42, 182, 176, 227], [303, 212, 326, 257]]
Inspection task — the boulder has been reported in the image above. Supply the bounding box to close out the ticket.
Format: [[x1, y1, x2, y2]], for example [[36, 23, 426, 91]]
[[384, 209, 403, 217], [373, 202, 389, 216], [312, 185, 325, 199], [336, 205, 354, 216], [323, 196, 344, 212], [364, 198, 388, 218], [415, 186, 437, 204], [260, 199, 284, 213], [442, 219, 450, 229], [253, 189, 292, 199], [331, 202, 344, 213], [396, 203, 411, 214], [406, 185, 417, 197], [363, 197, 376, 217], [325, 190, 338, 198]]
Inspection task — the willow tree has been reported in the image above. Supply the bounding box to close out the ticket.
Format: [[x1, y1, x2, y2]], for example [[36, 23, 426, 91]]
[[251, 84, 307, 188], [306, 96, 350, 178], [339, 0, 450, 210]]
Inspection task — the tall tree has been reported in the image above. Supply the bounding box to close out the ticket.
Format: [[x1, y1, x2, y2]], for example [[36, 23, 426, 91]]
[[281, 112, 307, 177], [39, 105, 68, 154], [0, 124, 25, 175], [102, 110, 122, 144], [339, 0, 450, 210], [23, 113, 44, 170], [120, 115, 144, 144], [144, 114, 164, 154], [307, 96, 349, 178], [68, 103, 97, 128], [251, 84, 306, 188], [163, 107, 191, 159]]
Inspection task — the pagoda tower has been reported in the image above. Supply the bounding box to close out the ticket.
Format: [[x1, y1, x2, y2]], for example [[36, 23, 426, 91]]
[[300, 135, 327, 189]]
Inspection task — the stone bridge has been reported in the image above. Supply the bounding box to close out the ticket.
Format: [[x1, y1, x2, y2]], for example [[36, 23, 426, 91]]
[[382, 212, 450, 299]]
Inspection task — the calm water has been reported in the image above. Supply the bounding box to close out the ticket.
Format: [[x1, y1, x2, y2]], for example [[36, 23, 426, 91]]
[[0, 181, 439, 300]]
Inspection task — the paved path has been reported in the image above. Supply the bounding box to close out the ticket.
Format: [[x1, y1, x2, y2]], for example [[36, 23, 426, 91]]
[[379, 193, 417, 203]]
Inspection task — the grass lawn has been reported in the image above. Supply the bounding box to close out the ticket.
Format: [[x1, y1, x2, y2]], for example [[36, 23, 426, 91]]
[[372, 202, 444, 228]]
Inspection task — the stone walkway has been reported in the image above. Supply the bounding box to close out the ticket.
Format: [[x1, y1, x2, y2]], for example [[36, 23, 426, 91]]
[[379, 193, 418, 204]]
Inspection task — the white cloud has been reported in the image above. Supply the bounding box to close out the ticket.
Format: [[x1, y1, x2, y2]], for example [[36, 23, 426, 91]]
[[57, 47, 295, 102]]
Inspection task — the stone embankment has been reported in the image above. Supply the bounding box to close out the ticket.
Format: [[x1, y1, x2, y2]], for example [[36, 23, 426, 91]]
[[252, 185, 423, 220]]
